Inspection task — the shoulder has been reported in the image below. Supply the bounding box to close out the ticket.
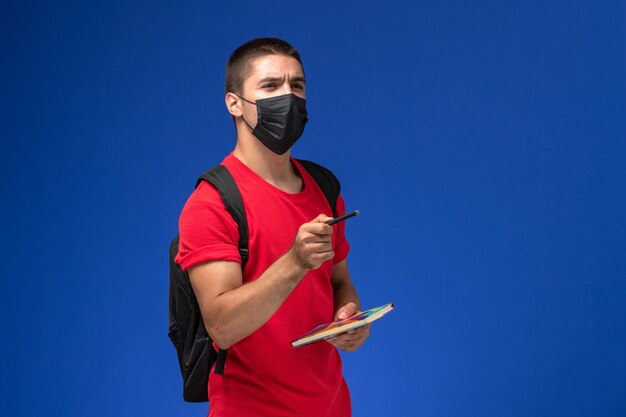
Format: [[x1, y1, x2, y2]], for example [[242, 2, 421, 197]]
[[179, 178, 234, 222], [187, 179, 221, 204], [176, 177, 241, 270]]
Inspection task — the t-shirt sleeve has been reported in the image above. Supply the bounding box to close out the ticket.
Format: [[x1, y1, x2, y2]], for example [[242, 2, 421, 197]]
[[175, 181, 241, 271], [332, 193, 351, 264]]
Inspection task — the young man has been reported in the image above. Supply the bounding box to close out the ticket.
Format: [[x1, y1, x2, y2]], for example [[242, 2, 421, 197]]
[[176, 38, 368, 417]]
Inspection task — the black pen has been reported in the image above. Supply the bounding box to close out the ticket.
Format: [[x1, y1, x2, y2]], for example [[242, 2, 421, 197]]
[[327, 210, 360, 226]]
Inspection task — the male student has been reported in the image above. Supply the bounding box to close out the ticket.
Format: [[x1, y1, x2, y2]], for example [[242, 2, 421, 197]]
[[176, 38, 368, 417]]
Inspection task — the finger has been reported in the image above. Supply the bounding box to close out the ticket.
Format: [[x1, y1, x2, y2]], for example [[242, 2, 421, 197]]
[[300, 226, 333, 240], [332, 329, 369, 348], [307, 241, 333, 252], [301, 233, 332, 244], [334, 336, 359, 346], [326, 335, 343, 347], [310, 250, 335, 264], [347, 324, 371, 335], [330, 330, 364, 345], [309, 223, 333, 236], [327, 333, 364, 351], [312, 214, 333, 224], [335, 341, 359, 352], [306, 219, 333, 234], [335, 302, 359, 320]]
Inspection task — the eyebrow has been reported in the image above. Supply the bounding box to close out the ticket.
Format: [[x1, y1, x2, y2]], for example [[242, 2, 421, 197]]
[[257, 75, 306, 84], [289, 75, 306, 83]]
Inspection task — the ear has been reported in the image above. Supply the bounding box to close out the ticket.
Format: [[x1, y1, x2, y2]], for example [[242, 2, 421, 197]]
[[225, 92, 243, 118]]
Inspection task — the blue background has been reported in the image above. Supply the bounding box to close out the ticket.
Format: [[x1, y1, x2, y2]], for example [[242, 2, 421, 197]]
[[2, 1, 625, 416]]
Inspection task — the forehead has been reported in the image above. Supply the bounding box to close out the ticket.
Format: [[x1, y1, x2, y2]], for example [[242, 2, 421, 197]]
[[245, 54, 304, 83]]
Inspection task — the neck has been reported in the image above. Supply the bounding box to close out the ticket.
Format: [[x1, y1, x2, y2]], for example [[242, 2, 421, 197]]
[[232, 122, 301, 191]]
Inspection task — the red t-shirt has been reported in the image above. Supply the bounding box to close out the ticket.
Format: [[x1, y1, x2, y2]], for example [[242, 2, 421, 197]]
[[176, 154, 352, 417]]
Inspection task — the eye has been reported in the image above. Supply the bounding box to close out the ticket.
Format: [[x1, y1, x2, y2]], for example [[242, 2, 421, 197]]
[[292, 83, 304, 90], [261, 82, 277, 89]]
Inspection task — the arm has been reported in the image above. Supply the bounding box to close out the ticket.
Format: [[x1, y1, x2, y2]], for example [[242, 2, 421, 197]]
[[326, 259, 371, 352], [189, 214, 335, 349]]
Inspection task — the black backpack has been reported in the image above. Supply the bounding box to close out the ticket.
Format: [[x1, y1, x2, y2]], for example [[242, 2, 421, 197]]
[[168, 160, 340, 402]]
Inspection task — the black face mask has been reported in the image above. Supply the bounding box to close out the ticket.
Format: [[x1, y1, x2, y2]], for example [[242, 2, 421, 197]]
[[238, 93, 308, 155]]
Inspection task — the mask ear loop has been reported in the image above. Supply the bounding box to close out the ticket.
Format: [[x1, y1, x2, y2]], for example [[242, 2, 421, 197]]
[[233, 93, 257, 132]]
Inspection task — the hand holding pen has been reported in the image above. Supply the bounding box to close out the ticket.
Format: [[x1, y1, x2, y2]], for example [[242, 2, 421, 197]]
[[290, 210, 360, 270]]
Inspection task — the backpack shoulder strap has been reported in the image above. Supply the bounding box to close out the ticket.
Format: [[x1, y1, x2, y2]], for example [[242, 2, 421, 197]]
[[195, 165, 248, 375], [196, 165, 249, 267], [296, 159, 341, 216]]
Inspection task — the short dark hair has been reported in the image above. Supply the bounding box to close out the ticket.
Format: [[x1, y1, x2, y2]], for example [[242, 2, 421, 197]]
[[225, 38, 303, 95]]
